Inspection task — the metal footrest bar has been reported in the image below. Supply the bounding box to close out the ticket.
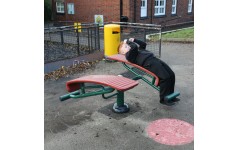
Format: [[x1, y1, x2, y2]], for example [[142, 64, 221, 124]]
[[59, 85, 114, 101], [164, 92, 180, 101], [102, 92, 118, 99]]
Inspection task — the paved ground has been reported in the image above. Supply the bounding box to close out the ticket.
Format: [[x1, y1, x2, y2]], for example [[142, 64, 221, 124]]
[[44, 42, 194, 150]]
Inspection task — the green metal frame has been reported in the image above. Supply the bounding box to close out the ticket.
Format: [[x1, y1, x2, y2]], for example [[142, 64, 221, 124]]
[[59, 83, 130, 113], [60, 83, 115, 101], [122, 62, 180, 100], [122, 63, 160, 91], [59, 59, 180, 114]]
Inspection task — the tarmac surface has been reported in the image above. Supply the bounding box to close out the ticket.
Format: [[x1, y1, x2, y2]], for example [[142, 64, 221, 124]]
[[44, 42, 194, 150]]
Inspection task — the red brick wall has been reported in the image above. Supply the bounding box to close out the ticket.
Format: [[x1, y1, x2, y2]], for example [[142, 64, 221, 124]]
[[53, 0, 120, 23], [52, 0, 194, 26], [131, 0, 194, 26]]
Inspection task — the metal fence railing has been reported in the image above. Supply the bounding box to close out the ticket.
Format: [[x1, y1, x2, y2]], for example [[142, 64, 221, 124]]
[[112, 22, 162, 57], [44, 22, 162, 64], [44, 23, 101, 63]]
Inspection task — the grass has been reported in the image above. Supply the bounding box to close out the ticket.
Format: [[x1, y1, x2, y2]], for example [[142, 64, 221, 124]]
[[148, 27, 194, 41], [163, 27, 194, 38]]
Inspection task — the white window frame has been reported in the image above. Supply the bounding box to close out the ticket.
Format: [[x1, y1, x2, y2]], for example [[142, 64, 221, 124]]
[[141, 0, 147, 17], [154, 0, 166, 16], [67, 3, 74, 14], [56, 2, 65, 13], [188, 0, 193, 13], [171, 0, 177, 14]]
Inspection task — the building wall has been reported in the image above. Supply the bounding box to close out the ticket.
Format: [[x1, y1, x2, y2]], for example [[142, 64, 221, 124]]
[[122, 0, 131, 20], [132, 0, 194, 26], [52, 0, 194, 26], [53, 0, 120, 23]]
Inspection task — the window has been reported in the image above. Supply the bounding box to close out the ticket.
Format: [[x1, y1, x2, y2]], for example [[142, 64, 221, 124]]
[[171, 0, 177, 14], [56, 2, 64, 13], [155, 0, 166, 16], [188, 0, 193, 13], [67, 3, 74, 14], [141, 0, 147, 17]]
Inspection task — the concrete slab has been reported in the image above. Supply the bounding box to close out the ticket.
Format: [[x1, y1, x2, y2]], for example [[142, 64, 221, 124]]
[[44, 42, 194, 150]]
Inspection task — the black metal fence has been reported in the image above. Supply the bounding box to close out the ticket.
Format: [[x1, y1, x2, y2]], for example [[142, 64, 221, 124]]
[[44, 23, 101, 63], [44, 22, 162, 64], [115, 22, 162, 57]]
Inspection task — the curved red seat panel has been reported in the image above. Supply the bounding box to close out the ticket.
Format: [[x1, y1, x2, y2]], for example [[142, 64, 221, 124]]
[[66, 75, 139, 92], [107, 54, 160, 86]]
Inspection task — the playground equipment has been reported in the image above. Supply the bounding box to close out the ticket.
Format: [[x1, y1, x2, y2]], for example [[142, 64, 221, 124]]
[[60, 75, 138, 113], [59, 22, 180, 113], [107, 54, 180, 101]]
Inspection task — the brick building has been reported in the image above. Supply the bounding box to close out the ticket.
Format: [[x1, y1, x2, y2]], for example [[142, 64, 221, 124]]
[[52, 0, 194, 27]]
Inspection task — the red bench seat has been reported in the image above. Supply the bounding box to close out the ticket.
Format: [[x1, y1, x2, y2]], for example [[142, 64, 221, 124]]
[[66, 75, 139, 92], [107, 54, 160, 86]]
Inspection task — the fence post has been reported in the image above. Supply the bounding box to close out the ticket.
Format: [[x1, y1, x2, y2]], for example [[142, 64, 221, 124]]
[[60, 27, 64, 44], [76, 24, 80, 56], [159, 29, 162, 58], [87, 27, 90, 53], [95, 23, 100, 50], [94, 24, 97, 51], [143, 29, 146, 42], [90, 27, 93, 53]]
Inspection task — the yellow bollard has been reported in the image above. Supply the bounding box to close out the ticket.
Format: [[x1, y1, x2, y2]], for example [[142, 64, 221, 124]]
[[74, 22, 81, 32], [104, 24, 120, 57]]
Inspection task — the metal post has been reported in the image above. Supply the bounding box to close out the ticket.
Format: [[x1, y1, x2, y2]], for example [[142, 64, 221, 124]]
[[94, 25, 97, 51], [159, 29, 162, 58], [143, 29, 146, 42], [87, 28, 90, 53], [96, 23, 100, 50], [48, 24, 51, 41], [80, 83, 85, 94], [112, 91, 129, 113], [90, 28, 93, 53], [76, 24, 80, 56], [116, 91, 124, 107], [60, 27, 64, 44]]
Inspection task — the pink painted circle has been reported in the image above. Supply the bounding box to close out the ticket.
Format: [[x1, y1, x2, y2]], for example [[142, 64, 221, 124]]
[[146, 118, 194, 145]]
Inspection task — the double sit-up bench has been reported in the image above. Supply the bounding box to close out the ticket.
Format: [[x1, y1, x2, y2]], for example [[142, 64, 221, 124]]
[[59, 54, 180, 113]]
